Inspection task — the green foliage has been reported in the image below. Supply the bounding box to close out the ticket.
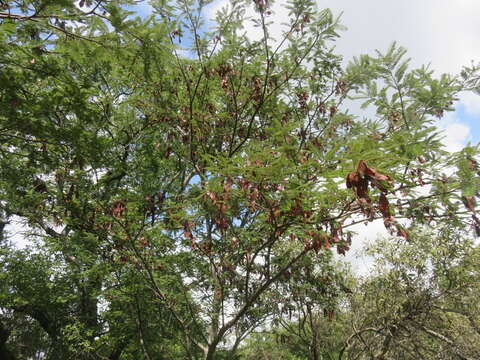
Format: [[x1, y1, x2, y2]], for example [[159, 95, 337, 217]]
[[0, 0, 479, 359], [339, 228, 480, 360]]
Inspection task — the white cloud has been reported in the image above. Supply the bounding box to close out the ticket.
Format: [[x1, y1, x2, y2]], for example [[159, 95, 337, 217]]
[[320, 0, 480, 74], [342, 219, 385, 276], [441, 121, 471, 152], [459, 91, 480, 116], [437, 107, 472, 152]]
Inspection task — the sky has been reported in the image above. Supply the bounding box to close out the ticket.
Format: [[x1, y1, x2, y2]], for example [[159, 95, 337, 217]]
[[8, 0, 480, 273], [322, 0, 480, 147]]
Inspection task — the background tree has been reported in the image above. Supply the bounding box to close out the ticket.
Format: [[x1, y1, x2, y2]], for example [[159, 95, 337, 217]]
[[339, 227, 480, 360], [238, 227, 480, 360]]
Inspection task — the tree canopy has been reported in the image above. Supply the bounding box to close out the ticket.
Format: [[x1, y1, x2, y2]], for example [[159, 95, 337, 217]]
[[1, 0, 479, 359]]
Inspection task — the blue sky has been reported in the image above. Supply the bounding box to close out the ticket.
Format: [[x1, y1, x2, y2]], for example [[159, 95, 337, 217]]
[[456, 104, 480, 143]]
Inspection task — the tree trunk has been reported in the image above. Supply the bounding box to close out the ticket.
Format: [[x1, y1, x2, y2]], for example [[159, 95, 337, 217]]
[[205, 262, 222, 360]]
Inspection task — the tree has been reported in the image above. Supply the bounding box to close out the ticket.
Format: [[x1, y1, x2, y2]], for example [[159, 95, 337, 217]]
[[1, 0, 479, 359], [338, 227, 480, 360]]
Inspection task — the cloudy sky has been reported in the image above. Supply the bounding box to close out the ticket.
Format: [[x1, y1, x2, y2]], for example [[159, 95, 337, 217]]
[[252, 0, 480, 148], [322, 0, 480, 150]]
